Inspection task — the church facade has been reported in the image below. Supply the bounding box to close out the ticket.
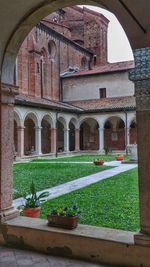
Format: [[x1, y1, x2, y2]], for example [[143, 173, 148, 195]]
[[14, 6, 136, 158]]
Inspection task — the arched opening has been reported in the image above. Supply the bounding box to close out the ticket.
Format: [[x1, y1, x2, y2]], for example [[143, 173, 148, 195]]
[[130, 120, 137, 144], [41, 118, 51, 154], [24, 118, 36, 155], [80, 118, 99, 150], [69, 122, 75, 151], [81, 56, 88, 69], [104, 117, 125, 151], [57, 120, 64, 152]]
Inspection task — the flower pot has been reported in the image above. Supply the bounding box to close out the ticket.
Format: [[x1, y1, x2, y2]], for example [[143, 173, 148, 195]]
[[93, 160, 104, 166], [47, 214, 79, 229], [115, 156, 124, 161], [23, 207, 41, 218]]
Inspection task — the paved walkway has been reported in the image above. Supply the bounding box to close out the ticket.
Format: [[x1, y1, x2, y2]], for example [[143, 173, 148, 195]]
[[13, 161, 137, 208], [0, 246, 116, 267]]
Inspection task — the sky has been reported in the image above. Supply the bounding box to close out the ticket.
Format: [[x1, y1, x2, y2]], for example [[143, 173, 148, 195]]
[[79, 5, 134, 63]]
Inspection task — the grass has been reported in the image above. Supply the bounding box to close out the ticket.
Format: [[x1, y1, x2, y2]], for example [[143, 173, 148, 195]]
[[41, 168, 139, 232], [32, 154, 128, 162], [13, 162, 111, 199]]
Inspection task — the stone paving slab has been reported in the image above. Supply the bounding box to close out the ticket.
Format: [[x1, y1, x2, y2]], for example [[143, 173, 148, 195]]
[[0, 246, 116, 267], [13, 161, 137, 208]]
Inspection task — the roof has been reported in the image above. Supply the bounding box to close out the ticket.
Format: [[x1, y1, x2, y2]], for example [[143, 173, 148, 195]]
[[61, 61, 135, 78], [15, 95, 83, 112], [68, 96, 136, 112]]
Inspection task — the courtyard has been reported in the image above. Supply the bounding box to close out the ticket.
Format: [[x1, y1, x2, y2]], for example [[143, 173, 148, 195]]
[[13, 154, 139, 232]]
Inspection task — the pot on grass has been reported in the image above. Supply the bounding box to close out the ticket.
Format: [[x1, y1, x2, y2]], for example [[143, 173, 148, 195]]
[[93, 159, 104, 166], [115, 155, 124, 161]]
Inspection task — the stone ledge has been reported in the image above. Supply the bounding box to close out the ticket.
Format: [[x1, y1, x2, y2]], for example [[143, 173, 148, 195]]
[[3, 216, 135, 244], [0, 217, 150, 267]]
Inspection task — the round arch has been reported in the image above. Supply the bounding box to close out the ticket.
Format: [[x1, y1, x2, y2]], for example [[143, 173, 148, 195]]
[[80, 117, 99, 151], [23, 111, 39, 127], [14, 110, 22, 126], [104, 116, 125, 151], [41, 115, 51, 154], [2, 0, 150, 84]]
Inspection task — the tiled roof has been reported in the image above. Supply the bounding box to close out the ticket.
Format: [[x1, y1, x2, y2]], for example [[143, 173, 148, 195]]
[[15, 95, 83, 112], [61, 61, 134, 78], [68, 96, 136, 112]]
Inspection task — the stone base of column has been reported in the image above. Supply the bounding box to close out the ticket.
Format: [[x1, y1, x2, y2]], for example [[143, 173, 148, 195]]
[[0, 206, 19, 222], [98, 149, 105, 154], [134, 232, 150, 246]]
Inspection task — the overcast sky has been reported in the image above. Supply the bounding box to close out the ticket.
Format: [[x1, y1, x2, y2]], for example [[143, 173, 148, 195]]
[[79, 5, 134, 63]]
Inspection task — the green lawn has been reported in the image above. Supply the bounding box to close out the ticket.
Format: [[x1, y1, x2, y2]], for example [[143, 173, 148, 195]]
[[13, 162, 111, 199], [32, 154, 128, 162], [41, 168, 139, 232]]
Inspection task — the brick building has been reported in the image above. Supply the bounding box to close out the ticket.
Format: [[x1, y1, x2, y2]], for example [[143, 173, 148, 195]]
[[14, 6, 136, 158]]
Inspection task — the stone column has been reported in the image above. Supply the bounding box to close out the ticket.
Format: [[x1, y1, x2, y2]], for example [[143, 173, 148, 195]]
[[0, 83, 19, 221], [75, 128, 80, 152], [129, 47, 150, 241], [17, 126, 25, 157], [98, 127, 104, 153], [51, 128, 56, 154], [35, 126, 42, 155], [126, 127, 130, 146], [64, 128, 69, 153]]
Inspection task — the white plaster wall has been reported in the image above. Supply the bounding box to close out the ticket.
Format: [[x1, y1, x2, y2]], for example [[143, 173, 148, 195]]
[[63, 71, 134, 101]]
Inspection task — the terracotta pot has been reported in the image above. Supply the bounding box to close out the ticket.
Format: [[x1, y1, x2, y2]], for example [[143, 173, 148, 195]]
[[23, 207, 41, 218], [47, 214, 79, 229], [115, 156, 124, 161], [93, 160, 104, 166]]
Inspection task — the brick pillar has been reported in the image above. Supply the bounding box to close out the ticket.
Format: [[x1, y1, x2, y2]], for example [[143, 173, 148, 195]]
[[17, 126, 24, 157], [0, 83, 19, 221], [75, 128, 80, 152], [35, 126, 42, 155], [129, 47, 150, 243], [98, 127, 104, 153], [51, 128, 56, 154]]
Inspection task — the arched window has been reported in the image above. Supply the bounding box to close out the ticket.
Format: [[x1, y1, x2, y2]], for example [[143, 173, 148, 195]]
[[48, 40, 56, 60]]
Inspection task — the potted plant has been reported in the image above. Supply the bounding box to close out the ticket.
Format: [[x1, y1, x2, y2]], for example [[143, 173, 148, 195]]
[[22, 181, 49, 218], [115, 154, 124, 161], [47, 205, 80, 229], [93, 159, 104, 165]]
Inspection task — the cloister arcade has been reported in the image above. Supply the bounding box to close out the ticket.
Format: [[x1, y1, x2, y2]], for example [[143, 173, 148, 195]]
[[0, 0, 150, 266], [14, 107, 137, 157]]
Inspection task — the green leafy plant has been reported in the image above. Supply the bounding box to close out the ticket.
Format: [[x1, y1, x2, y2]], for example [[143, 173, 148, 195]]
[[104, 146, 109, 155], [24, 181, 49, 208], [50, 205, 80, 217]]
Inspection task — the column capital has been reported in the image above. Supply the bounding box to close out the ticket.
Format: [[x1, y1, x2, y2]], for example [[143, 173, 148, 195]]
[[35, 126, 42, 130], [1, 83, 19, 104], [129, 47, 150, 82]]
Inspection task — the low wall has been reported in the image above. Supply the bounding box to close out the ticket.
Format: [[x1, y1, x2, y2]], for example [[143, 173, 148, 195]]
[[0, 217, 150, 266]]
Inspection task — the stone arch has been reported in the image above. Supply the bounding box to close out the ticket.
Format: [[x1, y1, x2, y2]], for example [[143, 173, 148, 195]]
[[1, 0, 142, 84], [104, 116, 125, 151], [80, 117, 99, 150], [130, 118, 137, 144], [23, 112, 39, 155], [14, 110, 22, 126], [23, 111, 39, 127], [41, 114, 52, 154]]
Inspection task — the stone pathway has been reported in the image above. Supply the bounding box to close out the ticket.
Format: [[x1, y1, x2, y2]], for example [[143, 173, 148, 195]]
[[0, 246, 116, 267], [13, 161, 137, 208]]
